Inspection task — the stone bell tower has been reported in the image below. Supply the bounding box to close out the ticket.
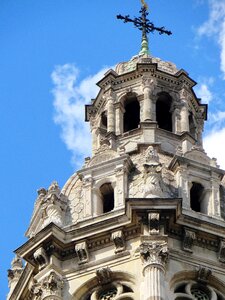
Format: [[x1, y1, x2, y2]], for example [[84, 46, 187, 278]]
[[8, 3, 225, 300]]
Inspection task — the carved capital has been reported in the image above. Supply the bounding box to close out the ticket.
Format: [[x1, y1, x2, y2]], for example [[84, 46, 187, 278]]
[[183, 228, 196, 252], [142, 76, 154, 89], [96, 267, 112, 285], [34, 247, 48, 270], [75, 241, 89, 264], [140, 241, 168, 269], [218, 240, 225, 263], [111, 230, 125, 253]]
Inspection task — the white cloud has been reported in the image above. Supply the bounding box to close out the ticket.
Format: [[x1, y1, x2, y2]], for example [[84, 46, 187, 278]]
[[51, 63, 110, 168], [204, 127, 225, 169], [197, 0, 225, 79], [195, 82, 213, 104]]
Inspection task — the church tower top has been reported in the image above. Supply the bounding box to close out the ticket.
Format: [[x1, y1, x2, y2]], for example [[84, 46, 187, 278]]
[[117, 0, 172, 56]]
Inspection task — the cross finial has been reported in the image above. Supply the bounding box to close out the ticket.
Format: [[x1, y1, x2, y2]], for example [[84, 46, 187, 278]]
[[117, 1, 172, 55]]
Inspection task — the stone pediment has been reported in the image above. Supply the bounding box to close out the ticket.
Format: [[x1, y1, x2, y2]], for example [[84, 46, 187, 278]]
[[184, 147, 210, 166], [89, 148, 119, 167]]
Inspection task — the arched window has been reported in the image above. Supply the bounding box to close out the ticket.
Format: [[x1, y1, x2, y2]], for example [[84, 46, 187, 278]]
[[156, 92, 172, 132], [100, 111, 107, 130], [174, 281, 224, 300], [100, 183, 114, 213], [123, 96, 140, 133], [190, 182, 204, 213]]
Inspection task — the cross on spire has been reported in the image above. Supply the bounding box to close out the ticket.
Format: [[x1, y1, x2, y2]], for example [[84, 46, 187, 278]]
[[117, 1, 172, 55]]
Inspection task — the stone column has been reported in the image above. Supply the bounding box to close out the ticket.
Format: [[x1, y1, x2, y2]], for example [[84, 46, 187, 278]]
[[107, 91, 115, 133], [180, 95, 189, 132], [115, 102, 124, 135], [115, 164, 127, 208], [142, 77, 155, 121], [140, 240, 168, 300], [172, 103, 181, 134], [210, 175, 221, 218]]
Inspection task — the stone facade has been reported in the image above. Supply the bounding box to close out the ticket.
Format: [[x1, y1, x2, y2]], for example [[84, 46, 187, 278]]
[[8, 47, 225, 300]]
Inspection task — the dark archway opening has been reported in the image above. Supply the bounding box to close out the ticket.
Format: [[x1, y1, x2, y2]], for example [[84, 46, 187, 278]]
[[123, 96, 140, 133], [190, 182, 204, 212], [100, 183, 114, 213], [156, 93, 172, 132], [101, 111, 107, 129]]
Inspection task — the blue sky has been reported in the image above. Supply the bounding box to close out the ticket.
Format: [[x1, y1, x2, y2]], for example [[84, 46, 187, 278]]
[[1, 0, 225, 298]]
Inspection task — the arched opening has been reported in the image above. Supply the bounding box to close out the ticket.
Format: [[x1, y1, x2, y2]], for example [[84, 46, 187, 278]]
[[190, 182, 204, 213], [156, 93, 172, 132], [189, 112, 196, 138], [123, 96, 140, 133], [100, 183, 114, 213], [100, 111, 107, 130]]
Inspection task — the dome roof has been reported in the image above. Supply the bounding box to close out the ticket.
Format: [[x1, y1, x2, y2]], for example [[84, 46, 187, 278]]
[[115, 53, 178, 76]]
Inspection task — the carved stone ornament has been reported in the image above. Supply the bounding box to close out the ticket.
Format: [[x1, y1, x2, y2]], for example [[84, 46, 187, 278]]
[[31, 271, 64, 300], [96, 267, 112, 285], [7, 255, 23, 290], [183, 228, 196, 253], [34, 247, 49, 270], [75, 241, 89, 264], [140, 241, 168, 268], [143, 146, 164, 198], [111, 230, 125, 253], [197, 266, 212, 283], [218, 240, 225, 263], [142, 76, 154, 88], [148, 212, 160, 235]]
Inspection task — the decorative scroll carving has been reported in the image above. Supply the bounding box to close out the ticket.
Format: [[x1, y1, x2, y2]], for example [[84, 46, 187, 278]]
[[140, 241, 168, 268], [111, 230, 125, 253], [34, 247, 48, 270], [183, 228, 196, 252], [218, 240, 225, 263], [197, 266, 212, 283], [75, 241, 89, 264], [96, 267, 112, 285], [148, 212, 160, 235]]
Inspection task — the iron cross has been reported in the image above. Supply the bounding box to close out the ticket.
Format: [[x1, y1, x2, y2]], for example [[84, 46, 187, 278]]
[[117, 2, 172, 47]]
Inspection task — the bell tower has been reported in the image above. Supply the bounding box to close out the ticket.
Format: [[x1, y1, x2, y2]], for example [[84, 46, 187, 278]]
[[8, 2, 225, 300]]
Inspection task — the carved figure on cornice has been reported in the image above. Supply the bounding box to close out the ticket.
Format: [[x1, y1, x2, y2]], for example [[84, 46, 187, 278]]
[[140, 241, 168, 267], [143, 146, 164, 198], [96, 267, 112, 285], [40, 182, 66, 228]]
